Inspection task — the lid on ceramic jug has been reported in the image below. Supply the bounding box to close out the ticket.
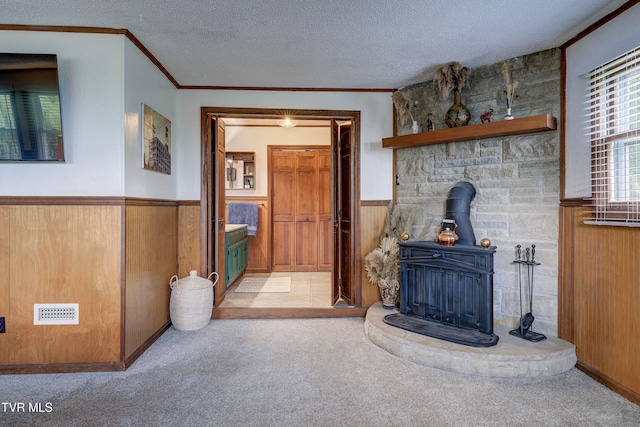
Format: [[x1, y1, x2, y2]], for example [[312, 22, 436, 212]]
[[171, 270, 215, 290]]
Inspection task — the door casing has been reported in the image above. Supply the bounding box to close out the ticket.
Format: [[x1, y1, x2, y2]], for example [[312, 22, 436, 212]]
[[200, 107, 361, 309]]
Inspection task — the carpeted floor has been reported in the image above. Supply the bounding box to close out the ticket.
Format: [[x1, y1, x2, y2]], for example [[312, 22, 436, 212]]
[[1, 317, 638, 426]]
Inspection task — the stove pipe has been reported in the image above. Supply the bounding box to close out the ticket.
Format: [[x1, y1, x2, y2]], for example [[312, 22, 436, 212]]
[[445, 181, 476, 246]]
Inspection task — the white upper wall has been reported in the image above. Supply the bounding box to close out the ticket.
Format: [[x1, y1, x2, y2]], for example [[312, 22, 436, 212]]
[[564, 3, 640, 198], [224, 125, 330, 197], [0, 31, 394, 201], [175, 90, 393, 201], [0, 31, 125, 196], [123, 38, 179, 199]]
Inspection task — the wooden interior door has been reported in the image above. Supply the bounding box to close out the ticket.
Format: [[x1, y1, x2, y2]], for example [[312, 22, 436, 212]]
[[270, 147, 330, 272], [214, 118, 226, 306], [332, 121, 354, 305], [271, 149, 296, 271], [318, 150, 332, 270], [295, 150, 319, 271]]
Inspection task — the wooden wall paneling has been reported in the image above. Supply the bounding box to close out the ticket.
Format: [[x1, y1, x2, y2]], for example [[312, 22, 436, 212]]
[[558, 205, 576, 341], [271, 150, 295, 271], [225, 197, 269, 272], [177, 203, 201, 278], [359, 202, 390, 307], [318, 150, 332, 270], [565, 205, 640, 402], [9, 205, 122, 365], [125, 205, 176, 359], [0, 207, 10, 364], [295, 150, 319, 271]]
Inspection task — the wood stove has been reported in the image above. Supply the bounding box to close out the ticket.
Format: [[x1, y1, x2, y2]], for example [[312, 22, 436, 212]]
[[384, 241, 499, 347]]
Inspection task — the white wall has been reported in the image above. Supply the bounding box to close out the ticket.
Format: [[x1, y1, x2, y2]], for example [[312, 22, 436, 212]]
[[565, 2, 640, 198], [0, 32, 125, 196], [175, 90, 393, 201], [123, 39, 179, 199], [224, 125, 330, 197], [1, 31, 394, 201]]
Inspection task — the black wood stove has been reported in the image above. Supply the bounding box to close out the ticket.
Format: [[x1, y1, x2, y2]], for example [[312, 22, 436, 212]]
[[384, 181, 499, 347], [384, 241, 498, 347]]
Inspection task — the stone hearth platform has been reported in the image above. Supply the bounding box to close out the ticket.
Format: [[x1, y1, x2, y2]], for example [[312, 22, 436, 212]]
[[364, 303, 577, 378]]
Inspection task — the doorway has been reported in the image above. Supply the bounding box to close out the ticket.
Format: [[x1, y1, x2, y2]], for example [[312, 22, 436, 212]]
[[200, 107, 364, 318]]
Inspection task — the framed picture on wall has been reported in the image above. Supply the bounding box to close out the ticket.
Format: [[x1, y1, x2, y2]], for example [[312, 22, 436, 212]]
[[141, 103, 172, 175]]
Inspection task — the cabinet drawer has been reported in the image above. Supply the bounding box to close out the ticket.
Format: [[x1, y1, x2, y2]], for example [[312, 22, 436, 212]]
[[226, 227, 248, 245]]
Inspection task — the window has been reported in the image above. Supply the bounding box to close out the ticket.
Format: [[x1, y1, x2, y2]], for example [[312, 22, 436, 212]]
[[0, 90, 62, 161], [586, 45, 640, 225]]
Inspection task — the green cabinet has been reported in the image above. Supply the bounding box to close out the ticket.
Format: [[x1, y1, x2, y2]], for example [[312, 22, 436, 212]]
[[225, 225, 248, 288]]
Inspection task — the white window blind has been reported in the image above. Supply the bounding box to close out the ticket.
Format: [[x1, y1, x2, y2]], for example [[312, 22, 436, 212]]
[[585, 45, 640, 226]]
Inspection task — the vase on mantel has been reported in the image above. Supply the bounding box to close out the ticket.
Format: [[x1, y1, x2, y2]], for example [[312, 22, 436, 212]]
[[411, 120, 420, 134], [445, 88, 470, 128], [504, 107, 514, 120]]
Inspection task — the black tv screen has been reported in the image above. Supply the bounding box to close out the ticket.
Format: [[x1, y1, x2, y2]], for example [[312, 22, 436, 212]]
[[0, 53, 64, 161]]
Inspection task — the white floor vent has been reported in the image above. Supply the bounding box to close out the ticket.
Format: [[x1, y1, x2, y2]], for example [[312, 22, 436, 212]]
[[34, 304, 79, 325]]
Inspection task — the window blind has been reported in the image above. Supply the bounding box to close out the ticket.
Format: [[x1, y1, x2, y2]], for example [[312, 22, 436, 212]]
[[584, 45, 640, 226]]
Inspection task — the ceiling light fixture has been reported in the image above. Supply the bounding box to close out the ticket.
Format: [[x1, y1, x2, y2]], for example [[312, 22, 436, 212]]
[[278, 117, 298, 128]]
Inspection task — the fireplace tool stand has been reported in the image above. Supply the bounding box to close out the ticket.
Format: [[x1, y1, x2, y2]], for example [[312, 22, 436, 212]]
[[509, 244, 546, 342]]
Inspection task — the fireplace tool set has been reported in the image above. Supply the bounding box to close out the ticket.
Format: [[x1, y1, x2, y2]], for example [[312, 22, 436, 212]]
[[509, 244, 547, 342]]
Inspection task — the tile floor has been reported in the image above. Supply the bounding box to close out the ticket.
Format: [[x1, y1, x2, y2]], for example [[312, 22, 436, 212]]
[[218, 271, 332, 308]]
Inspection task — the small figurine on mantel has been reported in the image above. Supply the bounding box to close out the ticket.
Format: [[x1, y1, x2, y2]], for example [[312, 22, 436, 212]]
[[480, 109, 493, 123], [426, 113, 436, 131]]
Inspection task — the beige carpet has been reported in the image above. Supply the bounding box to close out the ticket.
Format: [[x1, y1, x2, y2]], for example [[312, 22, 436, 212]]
[[234, 275, 291, 293], [3, 317, 640, 426]]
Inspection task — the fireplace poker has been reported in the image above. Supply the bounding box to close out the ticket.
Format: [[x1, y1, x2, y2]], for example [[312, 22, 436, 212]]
[[530, 244, 536, 314], [516, 245, 524, 335]]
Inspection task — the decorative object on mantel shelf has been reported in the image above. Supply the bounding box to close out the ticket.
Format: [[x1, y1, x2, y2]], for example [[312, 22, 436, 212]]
[[435, 62, 472, 128], [480, 109, 493, 123], [426, 113, 436, 131], [445, 89, 471, 127], [502, 60, 519, 120], [392, 91, 420, 133]]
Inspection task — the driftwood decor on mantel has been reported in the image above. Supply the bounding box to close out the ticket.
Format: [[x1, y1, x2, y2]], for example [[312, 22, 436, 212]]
[[382, 114, 557, 149]]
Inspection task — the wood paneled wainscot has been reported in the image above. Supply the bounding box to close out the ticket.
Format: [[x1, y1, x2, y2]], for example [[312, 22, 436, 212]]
[[0, 198, 178, 373], [124, 202, 176, 360], [560, 203, 640, 405], [359, 200, 391, 307], [0, 202, 122, 370], [177, 201, 202, 278]]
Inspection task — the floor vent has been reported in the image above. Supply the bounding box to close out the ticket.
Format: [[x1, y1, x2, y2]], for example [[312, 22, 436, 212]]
[[34, 304, 79, 325]]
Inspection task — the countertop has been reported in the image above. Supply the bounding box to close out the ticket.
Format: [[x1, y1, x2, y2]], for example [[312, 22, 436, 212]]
[[225, 224, 248, 232]]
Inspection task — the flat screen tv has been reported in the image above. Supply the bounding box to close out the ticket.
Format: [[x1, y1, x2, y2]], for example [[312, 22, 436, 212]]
[[0, 53, 64, 161]]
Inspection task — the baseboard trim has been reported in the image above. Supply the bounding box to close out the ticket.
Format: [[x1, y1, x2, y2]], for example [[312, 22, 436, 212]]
[[576, 361, 640, 405], [0, 361, 125, 375], [124, 321, 172, 369], [212, 307, 368, 319]]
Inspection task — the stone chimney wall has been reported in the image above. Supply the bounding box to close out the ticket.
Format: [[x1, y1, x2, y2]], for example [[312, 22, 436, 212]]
[[394, 48, 561, 336]]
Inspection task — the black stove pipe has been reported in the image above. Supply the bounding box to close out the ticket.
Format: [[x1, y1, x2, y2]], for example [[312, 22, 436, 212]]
[[445, 181, 476, 246]]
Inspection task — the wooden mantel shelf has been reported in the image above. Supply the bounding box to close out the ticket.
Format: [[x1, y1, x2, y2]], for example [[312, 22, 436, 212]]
[[382, 114, 557, 149]]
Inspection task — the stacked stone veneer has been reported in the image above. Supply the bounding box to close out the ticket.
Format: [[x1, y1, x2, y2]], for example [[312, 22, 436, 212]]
[[395, 48, 561, 336]]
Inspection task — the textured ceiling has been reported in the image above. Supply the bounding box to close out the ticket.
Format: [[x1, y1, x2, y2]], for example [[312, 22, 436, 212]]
[[0, 0, 628, 89]]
